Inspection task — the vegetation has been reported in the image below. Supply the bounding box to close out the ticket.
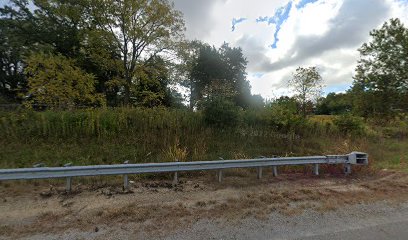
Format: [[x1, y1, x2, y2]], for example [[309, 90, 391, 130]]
[[288, 66, 323, 117], [0, 107, 407, 174], [24, 53, 105, 109], [352, 18, 408, 117], [0, 1, 407, 174]]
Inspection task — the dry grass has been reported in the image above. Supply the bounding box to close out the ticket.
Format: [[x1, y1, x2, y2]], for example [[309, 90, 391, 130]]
[[2, 171, 408, 238]]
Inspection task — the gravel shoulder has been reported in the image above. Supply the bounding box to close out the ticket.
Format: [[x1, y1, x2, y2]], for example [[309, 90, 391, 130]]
[[1, 170, 408, 239]]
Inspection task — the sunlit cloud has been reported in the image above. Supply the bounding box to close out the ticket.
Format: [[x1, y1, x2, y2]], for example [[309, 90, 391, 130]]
[[172, 0, 408, 98]]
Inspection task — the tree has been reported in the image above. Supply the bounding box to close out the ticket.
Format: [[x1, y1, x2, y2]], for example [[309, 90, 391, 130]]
[[133, 56, 182, 108], [288, 66, 323, 117], [0, 0, 90, 102], [316, 92, 352, 115], [24, 53, 105, 109], [352, 18, 408, 117], [0, 0, 38, 102], [87, 0, 185, 105], [189, 42, 252, 109], [219, 43, 252, 108]]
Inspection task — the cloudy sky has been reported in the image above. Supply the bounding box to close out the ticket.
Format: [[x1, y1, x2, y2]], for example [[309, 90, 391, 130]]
[[173, 0, 408, 99]]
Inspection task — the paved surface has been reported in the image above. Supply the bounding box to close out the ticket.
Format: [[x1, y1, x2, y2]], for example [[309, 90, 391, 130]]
[[14, 201, 408, 240], [301, 220, 408, 240]]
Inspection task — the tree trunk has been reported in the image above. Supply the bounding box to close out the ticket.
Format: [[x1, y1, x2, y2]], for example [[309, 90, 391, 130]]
[[302, 102, 306, 118], [123, 77, 131, 106]]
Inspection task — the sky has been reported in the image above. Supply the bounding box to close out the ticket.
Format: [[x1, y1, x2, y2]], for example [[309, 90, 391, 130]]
[[173, 0, 408, 99]]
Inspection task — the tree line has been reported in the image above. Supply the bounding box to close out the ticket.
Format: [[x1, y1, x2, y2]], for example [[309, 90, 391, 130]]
[[0, 0, 260, 110], [1, 1, 407, 119]]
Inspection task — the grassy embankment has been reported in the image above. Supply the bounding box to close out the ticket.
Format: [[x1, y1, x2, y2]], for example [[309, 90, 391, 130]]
[[0, 108, 407, 174]]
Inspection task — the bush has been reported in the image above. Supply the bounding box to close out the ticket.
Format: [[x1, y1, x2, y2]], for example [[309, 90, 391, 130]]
[[202, 98, 240, 127], [266, 105, 305, 131], [333, 114, 365, 135]]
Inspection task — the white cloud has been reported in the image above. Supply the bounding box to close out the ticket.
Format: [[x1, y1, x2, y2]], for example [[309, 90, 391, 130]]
[[173, 0, 408, 97]]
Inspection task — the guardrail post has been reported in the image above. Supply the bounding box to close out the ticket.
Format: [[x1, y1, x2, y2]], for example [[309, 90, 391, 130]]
[[66, 177, 72, 192], [272, 166, 278, 177], [313, 164, 319, 176], [257, 167, 263, 179], [217, 170, 223, 183], [64, 163, 72, 192], [344, 163, 352, 175], [123, 161, 129, 191], [173, 159, 179, 185]]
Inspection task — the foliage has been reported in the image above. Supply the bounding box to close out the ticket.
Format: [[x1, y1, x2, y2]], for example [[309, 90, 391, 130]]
[[0, 0, 34, 102], [0, 107, 335, 168], [316, 92, 352, 115], [1, 108, 407, 174], [288, 66, 323, 117], [86, 0, 185, 105], [267, 97, 305, 131], [0, 0, 185, 107], [353, 18, 408, 117], [189, 42, 255, 109], [24, 53, 105, 109], [134, 56, 170, 107], [202, 98, 240, 127], [333, 114, 365, 135]]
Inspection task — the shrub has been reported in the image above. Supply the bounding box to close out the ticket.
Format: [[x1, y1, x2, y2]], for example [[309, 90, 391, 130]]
[[333, 114, 365, 135], [202, 98, 240, 127], [24, 53, 105, 109]]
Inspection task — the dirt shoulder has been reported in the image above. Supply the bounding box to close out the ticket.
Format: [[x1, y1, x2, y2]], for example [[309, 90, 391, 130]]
[[1, 169, 408, 239]]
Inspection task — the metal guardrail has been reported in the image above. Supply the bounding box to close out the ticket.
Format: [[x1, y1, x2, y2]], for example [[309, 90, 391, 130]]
[[0, 152, 368, 192]]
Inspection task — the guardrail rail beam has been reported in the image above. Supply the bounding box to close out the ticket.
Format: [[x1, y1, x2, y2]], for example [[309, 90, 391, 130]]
[[0, 152, 368, 191]]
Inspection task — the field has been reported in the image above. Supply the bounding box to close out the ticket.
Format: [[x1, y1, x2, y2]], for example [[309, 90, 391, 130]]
[[1, 108, 407, 172], [1, 108, 408, 239]]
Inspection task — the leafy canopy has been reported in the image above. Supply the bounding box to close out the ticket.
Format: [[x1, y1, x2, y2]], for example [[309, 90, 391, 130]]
[[353, 18, 408, 116], [87, 0, 185, 105], [288, 66, 323, 117], [24, 53, 105, 109]]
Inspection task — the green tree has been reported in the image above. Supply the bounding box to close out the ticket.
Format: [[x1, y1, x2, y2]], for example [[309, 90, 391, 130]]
[[24, 53, 105, 109], [288, 66, 323, 117], [87, 0, 185, 105], [189, 42, 253, 109], [134, 56, 182, 108], [0, 0, 90, 102], [353, 18, 408, 117], [0, 0, 38, 102], [316, 92, 352, 115], [219, 43, 252, 108]]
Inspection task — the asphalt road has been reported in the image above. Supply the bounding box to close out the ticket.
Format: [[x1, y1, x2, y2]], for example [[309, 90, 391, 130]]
[[300, 219, 408, 240]]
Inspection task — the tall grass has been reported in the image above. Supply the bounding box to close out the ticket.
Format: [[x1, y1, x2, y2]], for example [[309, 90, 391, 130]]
[[0, 107, 369, 168]]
